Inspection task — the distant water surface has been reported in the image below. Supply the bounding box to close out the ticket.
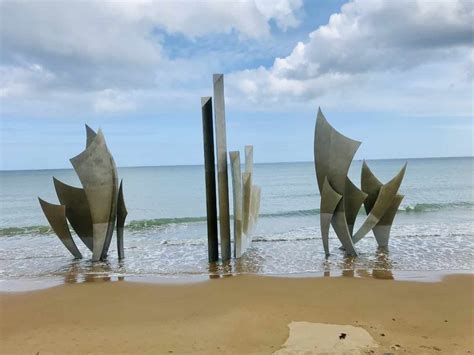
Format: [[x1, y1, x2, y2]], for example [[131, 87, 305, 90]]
[[0, 157, 473, 286]]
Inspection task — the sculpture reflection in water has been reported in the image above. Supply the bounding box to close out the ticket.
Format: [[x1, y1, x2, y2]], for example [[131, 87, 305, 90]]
[[314, 108, 407, 257], [38, 125, 128, 261]]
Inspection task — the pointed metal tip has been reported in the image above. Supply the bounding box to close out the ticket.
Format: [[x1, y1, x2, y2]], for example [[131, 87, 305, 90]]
[[213, 73, 223, 83], [201, 96, 211, 106]]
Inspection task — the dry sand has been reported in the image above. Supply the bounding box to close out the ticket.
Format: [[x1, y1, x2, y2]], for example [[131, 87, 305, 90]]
[[0, 274, 473, 354]]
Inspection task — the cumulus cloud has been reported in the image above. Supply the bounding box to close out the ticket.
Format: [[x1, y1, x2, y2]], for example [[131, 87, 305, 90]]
[[0, 0, 303, 114], [228, 0, 473, 115]]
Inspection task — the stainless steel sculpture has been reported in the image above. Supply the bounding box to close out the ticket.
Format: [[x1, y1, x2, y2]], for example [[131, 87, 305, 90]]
[[38, 125, 126, 261], [230, 145, 261, 258], [314, 108, 406, 256], [213, 74, 231, 261], [38, 198, 83, 259], [358, 161, 405, 247], [116, 180, 127, 260], [201, 96, 219, 262], [202, 74, 261, 260]]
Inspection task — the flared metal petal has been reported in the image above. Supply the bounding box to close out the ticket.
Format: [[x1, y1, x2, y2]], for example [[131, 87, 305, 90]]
[[344, 176, 367, 236], [352, 163, 407, 244], [85, 124, 97, 148], [116, 180, 127, 259], [360, 160, 404, 246], [314, 108, 361, 194], [314, 108, 361, 255], [373, 194, 404, 247], [320, 177, 342, 256], [70, 129, 118, 261], [360, 160, 383, 214], [53, 177, 93, 251], [38, 198, 82, 259]]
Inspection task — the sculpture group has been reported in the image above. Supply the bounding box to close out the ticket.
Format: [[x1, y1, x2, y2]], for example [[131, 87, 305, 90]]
[[314, 108, 406, 256], [37, 90, 406, 263], [38, 126, 127, 261], [201, 74, 262, 262]]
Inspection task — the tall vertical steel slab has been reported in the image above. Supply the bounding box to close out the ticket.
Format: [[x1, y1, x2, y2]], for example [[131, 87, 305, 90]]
[[38, 198, 83, 259], [213, 74, 231, 261], [242, 145, 253, 236], [230, 151, 243, 258], [201, 96, 219, 262], [116, 180, 127, 259]]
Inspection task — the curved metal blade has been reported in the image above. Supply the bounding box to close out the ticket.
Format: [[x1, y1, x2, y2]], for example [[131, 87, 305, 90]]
[[314, 108, 361, 255], [53, 177, 93, 251], [116, 179, 127, 259], [70, 129, 118, 261], [38, 198, 82, 259], [344, 176, 367, 236], [353, 162, 407, 244], [373, 193, 404, 247], [320, 177, 342, 256], [85, 124, 97, 148]]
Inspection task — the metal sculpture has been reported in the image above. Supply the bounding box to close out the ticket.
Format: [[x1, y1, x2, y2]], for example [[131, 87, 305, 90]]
[[213, 74, 231, 261], [38, 198, 83, 259], [230, 146, 261, 258], [314, 108, 406, 256], [202, 74, 261, 261], [38, 125, 127, 261], [201, 96, 219, 262]]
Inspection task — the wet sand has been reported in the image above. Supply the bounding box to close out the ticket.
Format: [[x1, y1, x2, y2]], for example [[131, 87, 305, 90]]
[[1, 274, 472, 354]]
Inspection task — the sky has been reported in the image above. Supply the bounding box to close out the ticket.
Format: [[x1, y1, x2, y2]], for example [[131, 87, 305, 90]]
[[0, 0, 473, 170]]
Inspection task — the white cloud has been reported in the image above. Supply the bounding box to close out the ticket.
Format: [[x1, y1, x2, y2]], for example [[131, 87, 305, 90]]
[[228, 0, 473, 116], [94, 89, 136, 113], [0, 0, 303, 114]]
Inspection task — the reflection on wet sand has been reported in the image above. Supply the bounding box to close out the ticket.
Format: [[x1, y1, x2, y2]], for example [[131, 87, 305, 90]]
[[322, 248, 394, 280]]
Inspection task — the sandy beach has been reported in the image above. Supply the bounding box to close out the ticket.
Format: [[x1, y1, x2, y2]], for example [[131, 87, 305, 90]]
[[1, 274, 472, 354]]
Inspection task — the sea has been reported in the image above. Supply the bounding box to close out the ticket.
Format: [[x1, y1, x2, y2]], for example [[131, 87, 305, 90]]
[[0, 157, 473, 289]]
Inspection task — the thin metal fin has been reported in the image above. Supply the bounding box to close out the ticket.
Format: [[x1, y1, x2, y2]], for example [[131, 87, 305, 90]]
[[352, 163, 407, 244], [344, 176, 367, 236], [53, 177, 93, 251], [85, 124, 97, 148], [320, 177, 342, 256], [38, 198, 82, 259], [116, 180, 127, 259], [373, 193, 404, 247]]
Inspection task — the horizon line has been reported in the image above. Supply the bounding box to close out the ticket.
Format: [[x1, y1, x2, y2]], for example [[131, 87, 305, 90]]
[[1, 155, 472, 173]]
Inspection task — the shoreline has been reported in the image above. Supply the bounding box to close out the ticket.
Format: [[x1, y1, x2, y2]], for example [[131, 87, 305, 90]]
[[1, 269, 473, 292], [1, 273, 472, 354]]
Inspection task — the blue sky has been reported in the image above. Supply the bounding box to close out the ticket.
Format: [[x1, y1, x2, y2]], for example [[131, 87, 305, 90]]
[[0, 0, 472, 170]]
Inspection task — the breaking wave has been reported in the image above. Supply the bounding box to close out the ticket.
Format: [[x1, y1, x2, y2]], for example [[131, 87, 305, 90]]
[[1, 201, 472, 237]]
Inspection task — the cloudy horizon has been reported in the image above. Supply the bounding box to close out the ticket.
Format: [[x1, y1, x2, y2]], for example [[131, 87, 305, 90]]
[[1, 0, 473, 170]]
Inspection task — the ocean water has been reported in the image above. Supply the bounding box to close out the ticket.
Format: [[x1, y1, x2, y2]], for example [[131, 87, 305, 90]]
[[0, 157, 473, 285]]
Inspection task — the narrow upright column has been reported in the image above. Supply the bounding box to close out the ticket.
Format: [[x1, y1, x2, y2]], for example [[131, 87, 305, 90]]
[[116, 180, 128, 260], [213, 74, 231, 261], [243, 145, 253, 235], [230, 151, 243, 258], [201, 97, 219, 262]]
